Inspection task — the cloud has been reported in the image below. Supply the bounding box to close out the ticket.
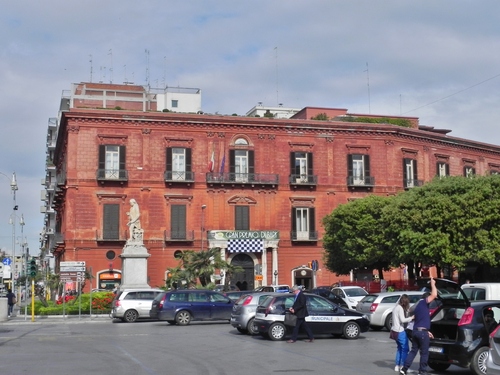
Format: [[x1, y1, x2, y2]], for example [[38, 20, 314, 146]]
[[1, 0, 500, 255]]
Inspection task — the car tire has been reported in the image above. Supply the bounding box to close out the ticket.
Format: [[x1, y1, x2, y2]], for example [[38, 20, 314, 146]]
[[384, 313, 393, 331], [343, 321, 360, 339], [123, 309, 139, 323], [268, 322, 286, 341], [470, 346, 489, 375], [247, 318, 259, 335], [428, 362, 450, 372], [175, 310, 192, 326]]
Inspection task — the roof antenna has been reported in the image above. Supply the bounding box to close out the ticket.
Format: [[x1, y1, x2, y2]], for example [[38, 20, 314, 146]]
[[364, 62, 371, 114], [89, 54, 93, 83]]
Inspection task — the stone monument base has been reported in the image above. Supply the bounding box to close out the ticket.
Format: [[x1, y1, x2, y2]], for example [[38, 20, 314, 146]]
[[119, 242, 151, 290]]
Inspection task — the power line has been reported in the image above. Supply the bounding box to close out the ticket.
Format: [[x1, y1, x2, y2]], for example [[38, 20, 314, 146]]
[[403, 72, 500, 115]]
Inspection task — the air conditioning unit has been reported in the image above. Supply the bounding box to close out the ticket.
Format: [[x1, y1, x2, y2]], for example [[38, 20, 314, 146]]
[[46, 228, 55, 235]]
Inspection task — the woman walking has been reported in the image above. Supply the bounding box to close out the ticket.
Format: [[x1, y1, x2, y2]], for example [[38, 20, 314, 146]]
[[391, 294, 414, 372]]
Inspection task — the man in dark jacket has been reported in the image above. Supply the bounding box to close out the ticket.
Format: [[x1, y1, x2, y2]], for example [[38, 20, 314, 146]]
[[287, 285, 314, 343], [6, 288, 15, 317]]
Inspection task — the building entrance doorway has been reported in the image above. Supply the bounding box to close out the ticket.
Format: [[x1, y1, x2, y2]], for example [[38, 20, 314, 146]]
[[292, 267, 313, 290], [230, 253, 254, 291]]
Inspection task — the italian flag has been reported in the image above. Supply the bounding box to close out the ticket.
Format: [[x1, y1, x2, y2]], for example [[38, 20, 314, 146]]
[[208, 149, 215, 172]]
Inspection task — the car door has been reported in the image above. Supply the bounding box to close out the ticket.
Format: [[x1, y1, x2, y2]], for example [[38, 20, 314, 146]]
[[137, 291, 159, 317], [305, 295, 344, 334], [188, 292, 211, 320], [209, 292, 233, 320]]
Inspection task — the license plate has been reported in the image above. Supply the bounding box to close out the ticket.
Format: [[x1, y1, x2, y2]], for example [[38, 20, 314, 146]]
[[429, 346, 443, 353]]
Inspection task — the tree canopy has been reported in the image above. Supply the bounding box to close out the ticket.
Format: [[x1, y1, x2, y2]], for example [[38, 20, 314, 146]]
[[322, 175, 500, 278]]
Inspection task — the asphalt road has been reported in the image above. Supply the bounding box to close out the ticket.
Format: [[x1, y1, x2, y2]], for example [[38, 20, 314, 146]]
[[0, 316, 475, 375]]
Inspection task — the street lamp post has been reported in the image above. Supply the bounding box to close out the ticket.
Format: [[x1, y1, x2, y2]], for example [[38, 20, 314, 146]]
[[274, 270, 278, 285], [201, 205, 206, 252]]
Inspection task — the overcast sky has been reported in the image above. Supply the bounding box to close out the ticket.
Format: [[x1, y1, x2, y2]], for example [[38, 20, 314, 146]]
[[1, 1, 500, 257]]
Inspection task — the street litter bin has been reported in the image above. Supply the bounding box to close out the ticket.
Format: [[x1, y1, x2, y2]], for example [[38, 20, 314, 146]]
[[0, 297, 8, 321]]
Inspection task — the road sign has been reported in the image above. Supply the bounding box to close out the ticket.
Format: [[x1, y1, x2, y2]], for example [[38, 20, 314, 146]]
[[60, 261, 85, 267], [60, 266, 86, 272], [2, 258, 11, 266]]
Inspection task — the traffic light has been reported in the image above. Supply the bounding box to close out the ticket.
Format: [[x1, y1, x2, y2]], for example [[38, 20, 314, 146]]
[[29, 259, 37, 277]]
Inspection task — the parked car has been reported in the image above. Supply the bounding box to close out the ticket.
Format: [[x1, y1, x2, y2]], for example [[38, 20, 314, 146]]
[[230, 292, 283, 335], [462, 282, 500, 301], [111, 288, 164, 323], [254, 285, 290, 293], [355, 291, 424, 331], [149, 289, 234, 325], [223, 290, 249, 302], [486, 322, 500, 374], [330, 286, 368, 310], [214, 285, 240, 292], [425, 278, 500, 375], [309, 288, 348, 308], [253, 293, 370, 341]]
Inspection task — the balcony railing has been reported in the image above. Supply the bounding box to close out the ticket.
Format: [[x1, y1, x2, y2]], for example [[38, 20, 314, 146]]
[[164, 171, 195, 182], [404, 179, 424, 189], [289, 174, 318, 185], [290, 231, 319, 241], [96, 169, 128, 182], [206, 172, 279, 185], [346, 176, 375, 187], [164, 230, 195, 241]]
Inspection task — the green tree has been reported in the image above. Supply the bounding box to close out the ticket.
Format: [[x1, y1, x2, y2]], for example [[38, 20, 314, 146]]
[[384, 175, 500, 273], [323, 195, 393, 278]]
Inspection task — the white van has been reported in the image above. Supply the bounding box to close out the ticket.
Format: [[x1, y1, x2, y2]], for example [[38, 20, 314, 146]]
[[461, 283, 500, 301]]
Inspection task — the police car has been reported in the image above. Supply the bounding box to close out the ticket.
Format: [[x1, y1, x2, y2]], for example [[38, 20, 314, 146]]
[[253, 293, 370, 341]]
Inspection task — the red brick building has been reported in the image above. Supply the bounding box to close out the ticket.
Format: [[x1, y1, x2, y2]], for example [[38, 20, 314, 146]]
[[42, 82, 500, 291]]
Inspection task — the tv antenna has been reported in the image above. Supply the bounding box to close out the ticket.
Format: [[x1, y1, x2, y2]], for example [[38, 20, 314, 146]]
[[364, 62, 371, 114], [108, 49, 114, 83], [89, 54, 93, 82], [145, 49, 150, 87]]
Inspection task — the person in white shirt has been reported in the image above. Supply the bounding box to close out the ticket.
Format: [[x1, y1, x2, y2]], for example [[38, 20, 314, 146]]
[[391, 294, 414, 372]]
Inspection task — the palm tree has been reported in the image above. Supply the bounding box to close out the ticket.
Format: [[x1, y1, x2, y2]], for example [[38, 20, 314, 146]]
[[182, 248, 243, 288]]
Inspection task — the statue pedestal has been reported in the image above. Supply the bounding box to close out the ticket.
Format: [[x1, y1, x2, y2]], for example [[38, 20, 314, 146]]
[[119, 241, 151, 290]]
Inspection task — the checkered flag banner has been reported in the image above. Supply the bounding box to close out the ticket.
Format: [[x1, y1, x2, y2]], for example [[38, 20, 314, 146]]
[[228, 239, 263, 253]]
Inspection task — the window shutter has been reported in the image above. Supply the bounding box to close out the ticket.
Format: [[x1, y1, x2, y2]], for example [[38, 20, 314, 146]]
[[99, 145, 106, 169], [185, 148, 192, 172], [347, 155, 353, 176], [98, 145, 105, 178], [103, 204, 120, 240], [119, 146, 126, 179], [309, 207, 316, 232], [413, 159, 418, 180], [364, 155, 370, 177], [248, 150, 255, 175], [307, 153, 313, 182], [166, 148, 172, 171], [436, 162, 440, 176], [235, 206, 250, 230], [171, 205, 186, 239], [445, 163, 450, 176], [291, 208, 297, 232], [403, 158, 409, 185], [290, 152, 296, 176], [229, 150, 235, 173]]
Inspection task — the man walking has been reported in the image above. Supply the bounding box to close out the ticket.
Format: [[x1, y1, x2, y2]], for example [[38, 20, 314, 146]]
[[6, 288, 16, 317], [400, 277, 437, 375], [287, 285, 314, 343]]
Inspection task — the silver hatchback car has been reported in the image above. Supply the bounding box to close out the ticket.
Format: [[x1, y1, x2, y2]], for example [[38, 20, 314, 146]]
[[355, 291, 423, 331], [111, 288, 164, 322], [230, 292, 283, 335]]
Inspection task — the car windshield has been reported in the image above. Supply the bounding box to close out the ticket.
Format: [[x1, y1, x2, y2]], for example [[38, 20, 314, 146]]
[[345, 288, 368, 297]]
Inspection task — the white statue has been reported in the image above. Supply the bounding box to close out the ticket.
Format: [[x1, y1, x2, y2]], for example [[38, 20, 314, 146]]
[[126, 198, 143, 242]]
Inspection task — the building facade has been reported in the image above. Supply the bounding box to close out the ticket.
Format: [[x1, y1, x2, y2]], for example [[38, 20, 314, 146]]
[[41, 82, 500, 291]]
